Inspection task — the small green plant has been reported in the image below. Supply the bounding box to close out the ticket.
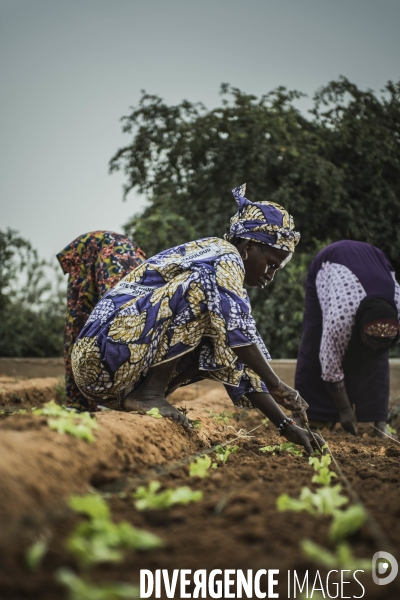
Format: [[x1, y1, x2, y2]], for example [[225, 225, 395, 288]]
[[25, 539, 48, 571], [309, 454, 337, 485], [67, 495, 163, 568], [214, 444, 239, 464], [207, 410, 233, 425], [277, 484, 348, 516], [261, 417, 269, 428], [0, 408, 27, 416], [57, 568, 140, 600], [301, 539, 371, 571], [189, 455, 211, 478], [314, 443, 329, 455], [146, 407, 162, 419], [329, 504, 367, 543], [387, 424, 397, 435], [32, 400, 69, 417], [31, 401, 99, 442], [260, 442, 303, 457], [133, 481, 203, 511]]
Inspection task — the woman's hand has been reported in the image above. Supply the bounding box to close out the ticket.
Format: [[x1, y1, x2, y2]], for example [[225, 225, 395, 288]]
[[283, 423, 326, 456], [339, 406, 358, 436], [269, 380, 309, 415]]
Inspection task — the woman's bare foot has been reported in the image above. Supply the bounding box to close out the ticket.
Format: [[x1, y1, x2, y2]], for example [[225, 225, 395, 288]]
[[124, 395, 192, 431], [123, 359, 192, 432]]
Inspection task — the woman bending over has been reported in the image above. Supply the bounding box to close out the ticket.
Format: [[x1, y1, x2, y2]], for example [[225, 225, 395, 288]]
[[71, 185, 324, 454]]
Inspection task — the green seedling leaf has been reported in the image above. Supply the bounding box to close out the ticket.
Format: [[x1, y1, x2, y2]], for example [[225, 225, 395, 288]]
[[312, 443, 329, 456], [329, 504, 367, 542], [69, 495, 111, 520], [309, 454, 332, 470], [277, 488, 317, 515], [146, 407, 163, 419], [260, 442, 303, 456], [206, 410, 233, 425], [190, 419, 202, 429], [312, 467, 337, 486], [387, 424, 397, 435], [277, 484, 348, 516], [301, 540, 371, 571], [25, 539, 48, 571], [48, 417, 98, 442], [57, 568, 140, 600], [212, 462, 218, 469], [33, 401, 98, 442], [259, 445, 278, 454], [133, 481, 203, 510], [32, 400, 70, 417], [67, 494, 163, 567], [189, 455, 211, 478], [214, 444, 238, 464]]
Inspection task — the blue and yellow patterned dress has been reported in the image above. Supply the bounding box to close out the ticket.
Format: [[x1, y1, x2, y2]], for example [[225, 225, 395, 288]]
[[71, 237, 270, 410]]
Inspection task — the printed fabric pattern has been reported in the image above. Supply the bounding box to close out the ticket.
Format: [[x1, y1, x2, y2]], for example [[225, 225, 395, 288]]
[[316, 262, 366, 382], [71, 237, 270, 410], [57, 230, 146, 411]]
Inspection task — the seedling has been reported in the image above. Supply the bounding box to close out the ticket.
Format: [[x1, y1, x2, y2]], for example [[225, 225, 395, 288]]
[[277, 484, 348, 516], [206, 410, 233, 425], [189, 455, 212, 478], [309, 454, 337, 485], [260, 442, 303, 457], [67, 494, 163, 568], [25, 539, 48, 571], [133, 481, 203, 510], [57, 568, 140, 600], [329, 504, 367, 543], [214, 444, 238, 464], [301, 540, 371, 571], [146, 407, 162, 419], [30, 401, 99, 442], [387, 424, 397, 435]]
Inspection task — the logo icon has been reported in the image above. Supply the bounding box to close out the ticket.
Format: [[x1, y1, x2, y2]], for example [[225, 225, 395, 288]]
[[372, 551, 398, 585]]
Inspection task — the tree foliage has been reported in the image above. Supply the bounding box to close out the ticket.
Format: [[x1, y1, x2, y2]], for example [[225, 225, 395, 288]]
[[0, 228, 65, 357], [111, 78, 400, 357]]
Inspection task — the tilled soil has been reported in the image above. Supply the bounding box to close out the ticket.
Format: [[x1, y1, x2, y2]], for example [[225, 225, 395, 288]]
[[0, 377, 399, 599]]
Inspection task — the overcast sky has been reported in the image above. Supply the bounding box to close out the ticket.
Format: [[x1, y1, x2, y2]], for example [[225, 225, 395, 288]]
[[1, 0, 399, 263]]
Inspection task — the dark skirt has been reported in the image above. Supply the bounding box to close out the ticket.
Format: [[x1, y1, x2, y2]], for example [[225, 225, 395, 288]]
[[295, 270, 390, 423]]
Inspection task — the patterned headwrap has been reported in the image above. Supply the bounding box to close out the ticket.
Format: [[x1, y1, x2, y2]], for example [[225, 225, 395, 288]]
[[225, 184, 300, 253]]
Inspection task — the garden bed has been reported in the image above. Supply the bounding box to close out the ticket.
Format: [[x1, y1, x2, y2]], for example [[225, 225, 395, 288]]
[[0, 377, 399, 599]]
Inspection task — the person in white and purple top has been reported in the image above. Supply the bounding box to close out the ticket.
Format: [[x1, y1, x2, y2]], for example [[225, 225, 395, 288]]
[[295, 240, 400, 436]]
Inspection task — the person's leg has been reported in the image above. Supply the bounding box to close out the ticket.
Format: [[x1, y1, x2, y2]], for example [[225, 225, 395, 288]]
[[124, 358, 192, 431]]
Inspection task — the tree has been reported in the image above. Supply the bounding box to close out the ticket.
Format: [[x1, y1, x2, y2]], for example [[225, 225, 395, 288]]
[[0, 229, 65, 357], [109, 79, 400, 357]]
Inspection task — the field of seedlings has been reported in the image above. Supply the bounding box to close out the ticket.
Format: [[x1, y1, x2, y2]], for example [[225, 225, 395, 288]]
[[0, 373, 400, 600]]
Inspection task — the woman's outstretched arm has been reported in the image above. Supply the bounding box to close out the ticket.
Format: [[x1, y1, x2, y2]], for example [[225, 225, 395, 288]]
[[232, 343, 308, 414]]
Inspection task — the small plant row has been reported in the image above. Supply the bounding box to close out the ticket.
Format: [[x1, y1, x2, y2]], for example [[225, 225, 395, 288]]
[[276, 450, 371, 571], [1, 400, 99, 442], [26, 416, 240, 599]]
